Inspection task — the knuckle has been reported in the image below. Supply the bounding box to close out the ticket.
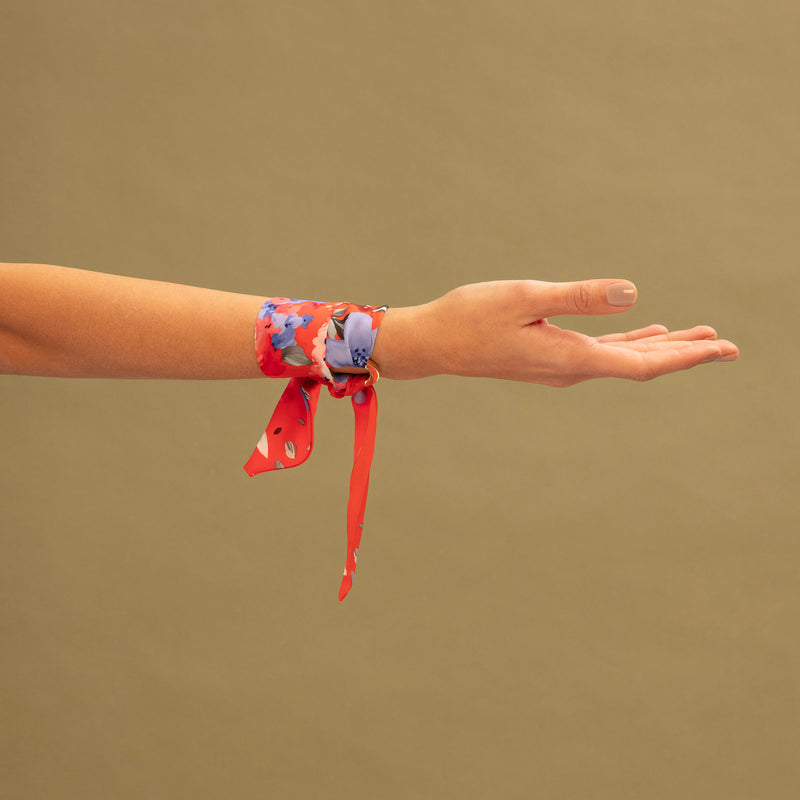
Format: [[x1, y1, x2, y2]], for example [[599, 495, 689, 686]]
[[568, 282, 594, 315]]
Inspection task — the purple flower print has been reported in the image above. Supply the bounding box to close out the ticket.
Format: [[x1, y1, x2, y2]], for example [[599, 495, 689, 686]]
[[257, 301, 279, 320], [270, 312, 314, 350], [325, 312, 377, 369]]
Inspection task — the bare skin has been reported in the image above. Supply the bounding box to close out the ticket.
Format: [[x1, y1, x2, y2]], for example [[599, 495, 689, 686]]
[[0, 263, 738, 382], [381, 279, 739, 385]]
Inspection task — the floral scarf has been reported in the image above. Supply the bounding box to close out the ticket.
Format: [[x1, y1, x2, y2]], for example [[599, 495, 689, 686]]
[[244, 298, 386, 600]]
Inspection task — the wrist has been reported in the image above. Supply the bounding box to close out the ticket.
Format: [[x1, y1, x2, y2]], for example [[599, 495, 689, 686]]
[[371, 303, 441, 380]]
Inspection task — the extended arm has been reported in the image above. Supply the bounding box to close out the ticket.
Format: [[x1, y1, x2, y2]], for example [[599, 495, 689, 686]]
[[0, 263, 267, 378], [0, 263, 737, 382]]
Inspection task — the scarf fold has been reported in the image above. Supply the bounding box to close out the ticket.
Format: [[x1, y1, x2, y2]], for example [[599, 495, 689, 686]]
[[243, 298, 386, 601]]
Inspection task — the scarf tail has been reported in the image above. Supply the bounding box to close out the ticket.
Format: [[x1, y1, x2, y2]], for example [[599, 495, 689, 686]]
[[244, 378, 320, 476], [338, 386, 379, 601]]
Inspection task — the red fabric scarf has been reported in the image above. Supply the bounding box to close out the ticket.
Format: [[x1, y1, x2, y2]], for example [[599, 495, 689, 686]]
[[244, 298, 386, 600]]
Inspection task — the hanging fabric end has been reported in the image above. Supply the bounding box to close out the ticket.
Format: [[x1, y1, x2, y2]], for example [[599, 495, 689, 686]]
[[338, 571, 354, 601]]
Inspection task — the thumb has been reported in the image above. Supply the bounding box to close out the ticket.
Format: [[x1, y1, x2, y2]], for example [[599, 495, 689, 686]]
[[532, 279, 638, 319]]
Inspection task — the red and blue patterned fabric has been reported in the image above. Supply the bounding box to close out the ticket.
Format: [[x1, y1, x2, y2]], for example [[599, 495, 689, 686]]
[[244, 298, 387, 600]]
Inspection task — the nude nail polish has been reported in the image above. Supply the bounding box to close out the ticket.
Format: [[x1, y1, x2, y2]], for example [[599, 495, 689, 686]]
[[607, 282, 637, 306]]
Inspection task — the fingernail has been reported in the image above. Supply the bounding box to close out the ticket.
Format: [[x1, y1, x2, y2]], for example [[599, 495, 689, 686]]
[[701, 351, 723, 363], [607, 282, 637, 306]]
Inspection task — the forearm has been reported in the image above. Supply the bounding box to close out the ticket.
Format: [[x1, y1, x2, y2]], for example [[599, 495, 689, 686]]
[[0, 263, 274, 378]]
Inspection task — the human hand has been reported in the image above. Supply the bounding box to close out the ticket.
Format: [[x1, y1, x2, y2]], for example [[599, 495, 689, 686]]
[[372, 279, 739, 385]]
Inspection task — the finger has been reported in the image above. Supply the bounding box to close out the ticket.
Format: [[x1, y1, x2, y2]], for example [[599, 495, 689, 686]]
[[531, 279, 638, 319], [595, 324, 669, 343], [624, 325, 718, 344], [610, 339, 705, 353], [586, 340, 725, 380], [713, 340, 739, 360], [610, 336, 738, 358]]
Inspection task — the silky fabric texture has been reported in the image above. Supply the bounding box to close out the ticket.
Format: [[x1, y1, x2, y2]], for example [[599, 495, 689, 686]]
[[244, 298, 386, 600]]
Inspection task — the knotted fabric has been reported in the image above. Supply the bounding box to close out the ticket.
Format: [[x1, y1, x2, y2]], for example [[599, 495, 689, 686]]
[[244, 298, 387, 600]]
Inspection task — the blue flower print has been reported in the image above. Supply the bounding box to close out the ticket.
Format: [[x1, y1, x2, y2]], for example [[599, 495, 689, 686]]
[[257, 301, 279, 320], [325, 312, 377, 369], [270, 312, 314, 350], [343, 312, 377, 367]]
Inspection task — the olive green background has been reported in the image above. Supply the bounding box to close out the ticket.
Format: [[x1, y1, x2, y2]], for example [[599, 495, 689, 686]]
[[1, 2, 797, 798]]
